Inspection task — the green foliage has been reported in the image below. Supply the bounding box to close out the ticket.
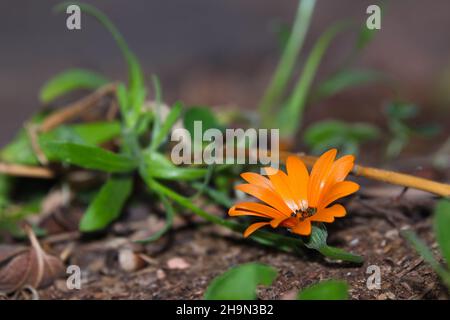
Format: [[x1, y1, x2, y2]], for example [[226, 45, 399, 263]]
[[135, 193, 175, 243], [435, 199, 450, 268], [297, 280, 348, 300], [141, 151, 208, 181], [278, 22, 349, 137], [385, 101, 440, 158], [0, 122, 121, 165], [150, 101, 183, 151], [313, 69, 382, 101], [39, 69, 109, 103], [204, 263, 278, 300], [79, 176, 133, 232], [259, 0, 316, 124], [55, 1, 146, 130], [305, 224, 363, 263], [304, 120, 380, 155], [43, 142, 137, 173], [183, 106, 223, 141], [259, 0, 382, 140], [402, 199, 450, 289]]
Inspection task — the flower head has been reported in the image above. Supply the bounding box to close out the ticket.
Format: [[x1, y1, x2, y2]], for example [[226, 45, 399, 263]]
[[229, 149, 359, 237]]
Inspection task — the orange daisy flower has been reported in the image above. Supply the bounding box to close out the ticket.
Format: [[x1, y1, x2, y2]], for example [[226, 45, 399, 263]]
[[229, 149, 359, 237]]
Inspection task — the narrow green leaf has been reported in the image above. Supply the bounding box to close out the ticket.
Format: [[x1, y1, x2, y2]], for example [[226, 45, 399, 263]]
[[135, 193, 174, 243], [150, 101, 183, 151], [40, 68, 109, 103], [43, 142, 137, 173], [318, 245, 364, 264], [259, 0, 316, 125], [80, 176, 133, 232], [204, 263, 278, 300], [42, 121, 121, 146], [434, 199, 450, 268], [297, 280, 348, 300], [402, 230, 447, 278], [55, 2, 145, 123], [142, 151, 207, 181], [313, 69, 382, 100], [278, 22, 349, 137]]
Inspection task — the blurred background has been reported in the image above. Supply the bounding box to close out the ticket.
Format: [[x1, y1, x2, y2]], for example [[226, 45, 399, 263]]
[[0, 0, 449, 159]]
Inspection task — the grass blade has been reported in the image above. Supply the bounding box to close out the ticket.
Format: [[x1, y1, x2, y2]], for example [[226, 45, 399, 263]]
[[135, 193, 175, 243], [278, 22, 349, 138], [150, 101, 183, 151], [434, 199, 450, 268], [39, 68, 109, 103], [259, 0, 316, 126], [55, 2, 145, 122]]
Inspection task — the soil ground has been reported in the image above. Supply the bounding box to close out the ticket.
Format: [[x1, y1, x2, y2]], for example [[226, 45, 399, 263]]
[[36, 184, 448, 300]]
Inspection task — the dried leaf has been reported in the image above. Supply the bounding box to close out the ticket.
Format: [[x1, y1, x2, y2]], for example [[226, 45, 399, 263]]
[[0, 226, 64, 294]]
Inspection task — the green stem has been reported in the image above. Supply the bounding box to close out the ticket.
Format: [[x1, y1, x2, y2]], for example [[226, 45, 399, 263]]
[[146, 177, 304, 252], [278, 21, 349, 138], [259, 0, 316, 127], [318, 245, 364, 264]]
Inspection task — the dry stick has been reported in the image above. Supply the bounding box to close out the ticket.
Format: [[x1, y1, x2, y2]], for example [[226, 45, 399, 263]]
[[39, 83, 117, 133], [25, 123, 48, 165], [280, 152, 450, 197], [0, 162, 54, 179]]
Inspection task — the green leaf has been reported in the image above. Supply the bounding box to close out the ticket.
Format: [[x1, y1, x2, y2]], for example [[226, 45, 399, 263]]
[[55, 2, 145, 126], [0, 130, 38, 165], [39, 68, 109, 103], [80, 176, 133, 232], [313, 69, 382, 100], [141, 151, 207, 181], [385, 102, 418, 120], [402, 230, 447, 278], [183, 106, 222, 141], [42, 121, 121, 146], [204, 263, 278, 300], [306, 224, 363, 263], [259, 0, 316, 125], [297, 280, 348, 300], [304, 120, 379, 155], [135, 193, 174, 243], [278, 22, 349, 137], [0, 121, 121, 166], [150, 101, 183, 151], [43, 142, 137, 173], [435, 199, 450, 268]]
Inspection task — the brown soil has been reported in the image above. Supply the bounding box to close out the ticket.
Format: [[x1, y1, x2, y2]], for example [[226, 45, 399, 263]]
[[36, 184, 448, 300]]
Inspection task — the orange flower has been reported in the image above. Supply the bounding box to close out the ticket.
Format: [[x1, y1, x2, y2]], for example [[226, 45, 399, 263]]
[[228, 149, 359, 237]]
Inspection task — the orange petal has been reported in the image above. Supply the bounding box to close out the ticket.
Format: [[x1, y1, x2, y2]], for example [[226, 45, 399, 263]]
[[308, 149, 337, 208], [286, 156, 309, 208], [320, 181, 360, 208], [310, 204, 346, 223], [235, 184, 292, 216], [290, 220, 312, 236], [264, 167, 297, 211], [244, 222, 270, 238], [270, 216, 289, 228], [231, 202, 286, 219], [329, 155, 355, 183], [241, 172, 273, 190], [229, 207, 271, 219]]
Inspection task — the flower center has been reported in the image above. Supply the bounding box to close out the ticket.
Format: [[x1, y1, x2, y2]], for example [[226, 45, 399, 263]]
[[291, 207, 317, 221]]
